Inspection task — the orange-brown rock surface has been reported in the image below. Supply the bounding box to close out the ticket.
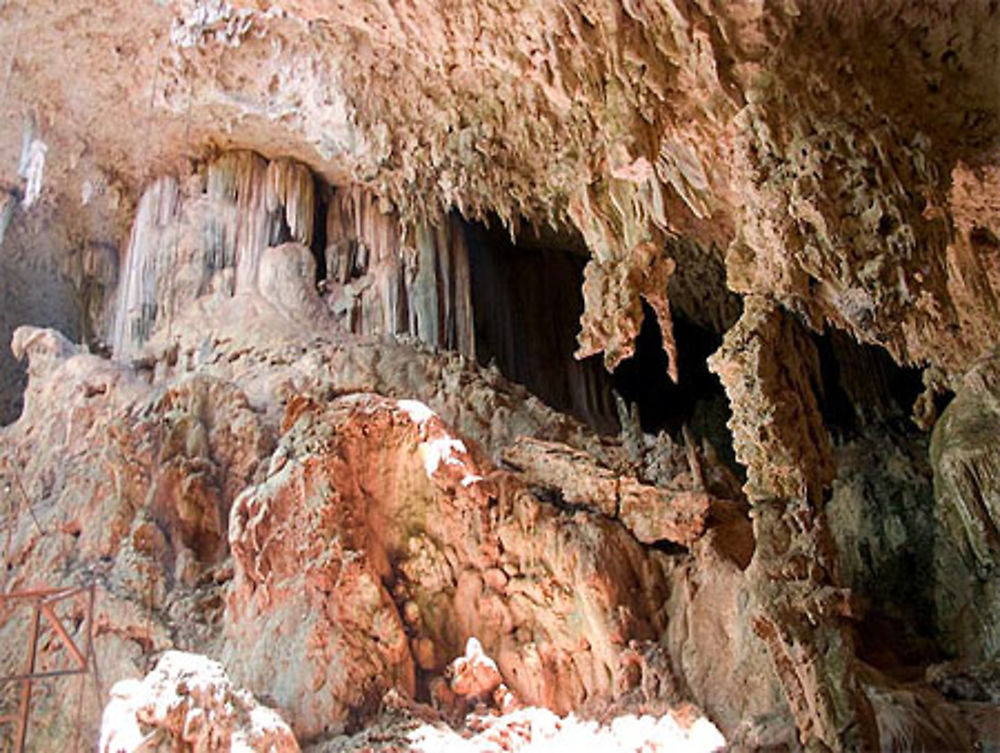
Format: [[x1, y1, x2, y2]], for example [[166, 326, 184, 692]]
[[223, 392, 676, 739], [0, 304, 748, 748]]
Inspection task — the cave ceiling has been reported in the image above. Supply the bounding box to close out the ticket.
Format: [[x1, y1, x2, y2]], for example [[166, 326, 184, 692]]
[[3, 0, 1000, 373]]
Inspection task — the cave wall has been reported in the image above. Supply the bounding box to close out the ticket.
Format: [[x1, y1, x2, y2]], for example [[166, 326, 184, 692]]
[[4, 1, 1000, 749], [0, 194, 96, 424]]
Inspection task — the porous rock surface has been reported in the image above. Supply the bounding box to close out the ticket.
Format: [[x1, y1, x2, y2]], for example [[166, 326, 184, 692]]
[[0, 284, 748, 748], [99, 650, 299, 753]]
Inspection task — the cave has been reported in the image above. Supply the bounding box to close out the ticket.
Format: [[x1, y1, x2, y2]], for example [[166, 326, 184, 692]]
[[612, 300, 736, 468], [4, 2, 1000, 751]]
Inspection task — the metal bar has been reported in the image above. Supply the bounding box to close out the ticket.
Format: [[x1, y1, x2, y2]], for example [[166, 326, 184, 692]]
[[13, 604, 40, 753], [7, 467, 43, 537], [0, 587, 79, 602], [0, 582, 98, 748], [0, 668, 87, 683], [39, 603, 88, 669], [42, 587, 88, 605], [84, 585, 95, 665]]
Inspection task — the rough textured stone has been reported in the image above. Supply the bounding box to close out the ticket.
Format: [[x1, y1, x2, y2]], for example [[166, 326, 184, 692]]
[[931, 353, 1000, 661], [0, 314, 741, 749], [222, 392, 675, 740], [8, 4, 1000, 745], [501, 436, 712, 545], [709, 296, 877, 750], [99, 650, 300, 753]]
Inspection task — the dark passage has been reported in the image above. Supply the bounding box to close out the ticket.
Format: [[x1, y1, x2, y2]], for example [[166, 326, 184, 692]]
[[814, 327, 952, 671], [464, 219, 619, 434], [310, 185, 330, 283], [464, 216, 738, 460], [612, 301, 737, 468], [812, 328, 931, 439]]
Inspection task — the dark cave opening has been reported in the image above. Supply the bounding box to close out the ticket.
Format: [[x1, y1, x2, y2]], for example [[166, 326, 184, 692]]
[[463, 216, 739, 465], [812, 328, 927, 440], [311, 187, 329, 284], [813, 328, 954, 672], [612, 300, 737, 469], [463, 218, 619, 435], [612, 301, 724, 434]]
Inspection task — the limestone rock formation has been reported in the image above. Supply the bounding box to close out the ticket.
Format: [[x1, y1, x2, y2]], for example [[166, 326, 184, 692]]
[[0, 299, 744, 748], [5, 1, 1000, 750], [222, 392, 675, 739], [931, 353, 1000, 661], [99, 650, 299, 753]]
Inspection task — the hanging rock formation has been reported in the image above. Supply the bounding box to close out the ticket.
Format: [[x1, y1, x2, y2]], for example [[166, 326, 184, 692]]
[[110, 152, 316, 359], [709, 297, 876, 750], [323, 186, 474, 357]]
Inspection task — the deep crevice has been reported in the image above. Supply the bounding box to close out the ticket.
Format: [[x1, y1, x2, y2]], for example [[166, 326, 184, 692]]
[[612, 301, 737, 470], [815, 327, 947, 672], [813, 328, 925, 440], [464, 217, 619, 434], [311, 186, 329, 283]]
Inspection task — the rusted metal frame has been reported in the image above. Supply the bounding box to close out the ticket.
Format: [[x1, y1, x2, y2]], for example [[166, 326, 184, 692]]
[[39, 603, 88, 669], [12, 603, 40, 752], [0, 585, 83, 602], [0, 583, 96, 752], [2, 667, 90, 683]]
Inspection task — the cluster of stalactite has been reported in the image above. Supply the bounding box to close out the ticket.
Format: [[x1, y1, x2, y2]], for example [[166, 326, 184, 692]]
[[323, 186, 475, 358], [111, 152, 315, 358], [110, 152, 476, 362], [110, 151, 623, 431]]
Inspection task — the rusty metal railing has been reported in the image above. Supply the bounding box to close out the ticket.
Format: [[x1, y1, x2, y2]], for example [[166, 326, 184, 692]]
[[0, 584, 97, 752]]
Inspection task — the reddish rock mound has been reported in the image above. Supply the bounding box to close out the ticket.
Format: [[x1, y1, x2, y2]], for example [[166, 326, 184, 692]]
[[223, 393, 673, 740]]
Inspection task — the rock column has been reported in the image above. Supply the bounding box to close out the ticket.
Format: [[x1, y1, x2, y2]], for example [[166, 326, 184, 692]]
[[709, 296, 879, 751]]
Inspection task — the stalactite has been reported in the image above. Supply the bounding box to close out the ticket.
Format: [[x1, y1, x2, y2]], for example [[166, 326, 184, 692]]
[[266, 158, 314, 248], [322, 187, 475, 359], [0, 190, 14, 247], [111, 151, 317, 359], [110, 176, 180, 359], [206, 151, 270, 293], [111, 156, 473, 363], [411, 222, 441, 348]]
